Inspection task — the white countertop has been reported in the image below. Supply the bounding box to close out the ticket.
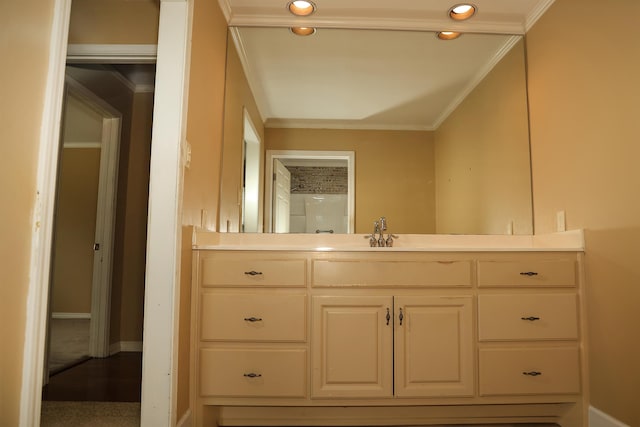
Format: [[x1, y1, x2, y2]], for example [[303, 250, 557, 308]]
[[192, 229, 584, 252]]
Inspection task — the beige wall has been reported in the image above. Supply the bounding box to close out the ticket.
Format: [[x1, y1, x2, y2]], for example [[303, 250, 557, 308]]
[[435, 39, 532, 235], [527, 0, 640, 424], [51, 94, 104, 314], [51, 147, 101, 313], [218, 35, 265, 232], [182, 0, 228, 231], [179, 0, 228, 419], [68, 0, 159, 44], [0, 0, 56, 424], [266, 128, 435, 234]]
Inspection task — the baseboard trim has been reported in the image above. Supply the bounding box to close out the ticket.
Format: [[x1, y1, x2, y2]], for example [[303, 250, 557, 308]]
[[51, 312, 91, 319], [176, 409, 192, 427], [109, 341, 143, 355], [590, 406, 629, 427]]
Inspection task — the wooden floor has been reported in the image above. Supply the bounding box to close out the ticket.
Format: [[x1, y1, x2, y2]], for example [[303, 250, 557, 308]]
[[42, 352, 142, 402]]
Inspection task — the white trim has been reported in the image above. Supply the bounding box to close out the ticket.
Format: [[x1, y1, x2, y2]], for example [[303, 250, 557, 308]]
[[176, 409, 192, 427], [265, 150, 355, 234], [63, 141, 102, 149], [66, 44, 158, 63], [525, 0, 556, 32], [227, 15, 526, 35], [216, 0, 232, 23], [89, 116, 120, 358], [141, 0, 192, 426], [51, 312, 91, 319], [109, 341, 144, 355], [265, 118, 435, 132], [20, 1, 72, 426], [590, 406, 630, 427]]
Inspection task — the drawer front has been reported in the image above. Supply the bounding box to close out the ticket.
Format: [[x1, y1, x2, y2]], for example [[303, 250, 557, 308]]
[[479, 347, 581, 396], [200, 348, 307, 398], [201, 256, 306, 287], [477, 259, 576, 288], [312, 259, 472, 287], [201, 293, 306, 342], [478, 294, 578, 341]]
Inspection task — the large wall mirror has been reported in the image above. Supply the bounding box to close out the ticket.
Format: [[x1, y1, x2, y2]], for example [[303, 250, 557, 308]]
[[218, 26, 533, 235]]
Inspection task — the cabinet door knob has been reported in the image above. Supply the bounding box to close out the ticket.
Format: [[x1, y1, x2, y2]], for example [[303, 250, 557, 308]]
[[244, 270, 263, 276], [521, 316, 541, 321], [522, 371, 542, 376], [243, 373, 262, 378], [386, 308, 391, 326], [519, 271, 539, 276], [244, 317, 263, 322], [399, 308, 404, 326]]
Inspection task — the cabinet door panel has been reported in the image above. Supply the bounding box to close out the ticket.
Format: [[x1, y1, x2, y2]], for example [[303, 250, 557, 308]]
[[312, 296, 393, 398], [394, 296, 474, 397]]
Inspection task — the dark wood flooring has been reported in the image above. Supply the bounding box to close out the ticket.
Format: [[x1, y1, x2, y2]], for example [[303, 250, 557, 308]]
[[42, 352, 142, 402]]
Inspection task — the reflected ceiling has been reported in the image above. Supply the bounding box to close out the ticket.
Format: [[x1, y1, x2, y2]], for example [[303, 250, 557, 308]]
[[232, 27, 518, 130]]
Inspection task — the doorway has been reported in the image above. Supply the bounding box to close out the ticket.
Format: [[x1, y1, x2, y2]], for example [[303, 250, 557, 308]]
[[46, 80, 121, 376], [42, 61, 154, 410], [265, 150, 355, 233]]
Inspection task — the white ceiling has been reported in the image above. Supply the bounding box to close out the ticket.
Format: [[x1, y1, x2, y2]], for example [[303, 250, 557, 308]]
[[222, 0, 555, 130]]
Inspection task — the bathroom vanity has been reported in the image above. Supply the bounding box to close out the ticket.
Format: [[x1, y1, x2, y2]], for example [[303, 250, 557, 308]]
[[190, 231, 588, 427]]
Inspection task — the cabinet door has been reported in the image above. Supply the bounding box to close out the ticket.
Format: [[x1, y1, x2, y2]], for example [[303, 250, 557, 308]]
[[394, 296, 474, 397], [312, 296, 393, 398]]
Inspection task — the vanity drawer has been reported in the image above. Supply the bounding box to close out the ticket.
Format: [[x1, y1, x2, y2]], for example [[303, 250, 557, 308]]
[[200, 348, 307, 398], [312, 259, 472, 287], [201, 255, 306, 287], [477, 259, 576, 288], [200, 293, 306, 342], [479, 347, 581, 396], [478, 294, 578, 341]]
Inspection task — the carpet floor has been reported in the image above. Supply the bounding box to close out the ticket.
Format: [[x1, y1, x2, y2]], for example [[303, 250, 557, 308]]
[[40, 401, 140, 427], [48, 318, 90, 374]]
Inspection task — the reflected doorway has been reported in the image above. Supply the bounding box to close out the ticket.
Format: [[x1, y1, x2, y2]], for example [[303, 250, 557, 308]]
[[265, 150, 355, 234]]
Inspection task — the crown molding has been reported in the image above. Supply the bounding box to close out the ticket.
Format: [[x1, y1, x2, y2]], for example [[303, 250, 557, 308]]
[[265, 118, 435, 132], [227, 15, 525, 35], [432, 35, 521, 129], [525, 0, 556, 32], [217, 0, 232, 23]]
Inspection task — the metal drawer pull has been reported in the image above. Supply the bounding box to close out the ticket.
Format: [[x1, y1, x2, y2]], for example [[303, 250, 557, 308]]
[[399, 308, 404, 326], [244, 317, 263, 322], [520, 271, 539, 276], [386, 308, 391, 325], [244, 271, 263, 276], [522, 371, 542, 377], [243, 373, 262, 378], [521, 316, 541, 321]]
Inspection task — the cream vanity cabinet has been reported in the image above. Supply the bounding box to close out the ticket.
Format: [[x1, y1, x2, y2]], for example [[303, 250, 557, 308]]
[[192, 244, 587, 427]]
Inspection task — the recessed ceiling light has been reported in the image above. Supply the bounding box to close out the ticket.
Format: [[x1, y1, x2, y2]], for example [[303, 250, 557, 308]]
[[448, 4, 476, 21], [437, 31, 462, 40], [287, 0, 316, 16], [290, 26, 316, 36]]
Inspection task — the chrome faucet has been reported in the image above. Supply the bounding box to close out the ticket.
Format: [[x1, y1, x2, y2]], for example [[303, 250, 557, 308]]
[[365, 217, 397, 247]]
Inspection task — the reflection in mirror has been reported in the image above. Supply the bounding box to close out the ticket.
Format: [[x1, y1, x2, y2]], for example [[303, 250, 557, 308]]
[[265, 150, 355, 234], [219, 27, 533, 235]]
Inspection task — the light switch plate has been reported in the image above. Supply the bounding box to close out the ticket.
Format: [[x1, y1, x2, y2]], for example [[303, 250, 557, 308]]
[[556, 210, 566, 232]]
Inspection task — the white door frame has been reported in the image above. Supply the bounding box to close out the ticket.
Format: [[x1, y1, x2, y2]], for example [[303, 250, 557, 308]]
[[265, 150, 355, 233], [64, 76, 122, 359], [21, 0, 191, 426]]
